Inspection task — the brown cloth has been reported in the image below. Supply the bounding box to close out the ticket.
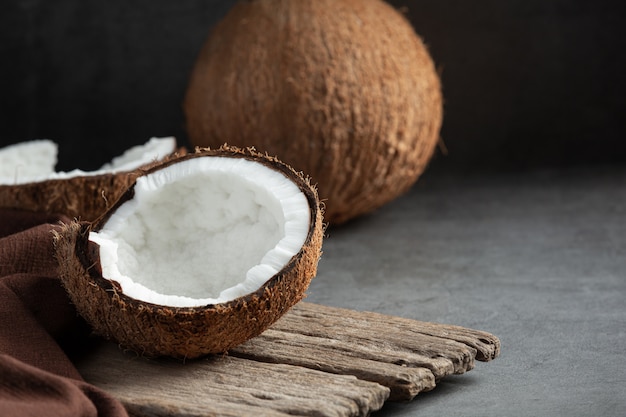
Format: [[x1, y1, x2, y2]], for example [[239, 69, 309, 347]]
[[0, 209, 128, 417]]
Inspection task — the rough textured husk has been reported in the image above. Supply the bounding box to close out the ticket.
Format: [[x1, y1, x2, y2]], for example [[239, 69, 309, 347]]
[[184, 0, 443, 224], [0, 173, 141, 222], [54, 146, 324, 359], [0, 148, 186, 222]]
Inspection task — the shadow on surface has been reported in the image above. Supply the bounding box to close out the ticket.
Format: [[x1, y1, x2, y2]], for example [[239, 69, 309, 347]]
[[374, 374, 480, 416]]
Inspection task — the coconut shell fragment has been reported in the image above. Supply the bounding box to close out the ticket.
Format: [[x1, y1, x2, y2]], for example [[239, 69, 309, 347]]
[[184, 0, 443, 224], [54, 146, 324, 358], [0, 137, 182, 221], [0, 174, 141, 222]]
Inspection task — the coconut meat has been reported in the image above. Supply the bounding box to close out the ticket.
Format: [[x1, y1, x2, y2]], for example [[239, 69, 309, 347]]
[[0, 137, 176, 185], [0, 140, 57, 184], [89, 156, 311, 308]]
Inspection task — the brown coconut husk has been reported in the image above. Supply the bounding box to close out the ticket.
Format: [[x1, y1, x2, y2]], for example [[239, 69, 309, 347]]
[[184, 0, 443, 224], [0, 147, 186, 222], [54, 146, 324, 358]]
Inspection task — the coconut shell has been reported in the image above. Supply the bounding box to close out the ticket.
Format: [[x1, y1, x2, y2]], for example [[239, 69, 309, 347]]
[[54, 146, 324, 358], [184, 0, 443, 224], [0, 148, 186, 222], [0, 173, 141, 222]]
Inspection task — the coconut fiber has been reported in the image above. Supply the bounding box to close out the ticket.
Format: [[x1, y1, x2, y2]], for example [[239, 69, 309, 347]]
[[0, 209, 127, 417]]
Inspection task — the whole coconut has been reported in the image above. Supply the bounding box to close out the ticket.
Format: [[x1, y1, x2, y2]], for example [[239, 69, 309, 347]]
[[184, 0, 443, 224]]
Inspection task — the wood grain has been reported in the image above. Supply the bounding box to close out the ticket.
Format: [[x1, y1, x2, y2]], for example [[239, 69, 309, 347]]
[[232, 302, 500, 401], [76, 302, 500, 416], [78, 347, 389, 417]]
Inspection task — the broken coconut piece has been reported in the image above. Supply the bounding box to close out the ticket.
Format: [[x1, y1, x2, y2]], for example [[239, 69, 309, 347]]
[[55, 146, 324, 358], [0, 139, 58, 182], [0, 137, 179, 221]]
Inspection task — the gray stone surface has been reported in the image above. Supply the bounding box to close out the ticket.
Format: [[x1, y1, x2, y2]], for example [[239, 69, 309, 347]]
[[305, 167, 626, 416]]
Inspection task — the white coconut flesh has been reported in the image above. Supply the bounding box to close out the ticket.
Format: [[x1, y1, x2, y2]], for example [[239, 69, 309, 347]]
[[0, 139, 57, 183], [89, 156, 311, 308], [0, 137, 176, 185]]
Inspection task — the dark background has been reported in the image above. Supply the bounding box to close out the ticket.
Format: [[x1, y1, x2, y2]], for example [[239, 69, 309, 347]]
[[1, 0, 625, 175]]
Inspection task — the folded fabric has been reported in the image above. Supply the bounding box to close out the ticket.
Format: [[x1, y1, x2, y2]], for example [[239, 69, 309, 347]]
[[0, 209, 127, 417]]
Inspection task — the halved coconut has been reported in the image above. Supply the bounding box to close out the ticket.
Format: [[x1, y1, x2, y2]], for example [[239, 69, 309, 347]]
[[54, 146, 324, 358], [0, 137, 180, 221]]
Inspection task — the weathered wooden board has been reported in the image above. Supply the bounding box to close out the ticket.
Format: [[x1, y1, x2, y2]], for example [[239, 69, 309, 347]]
[[232, 302, 500, 401], [79, 348, 388, 417], [76, 302, 500, 416]]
